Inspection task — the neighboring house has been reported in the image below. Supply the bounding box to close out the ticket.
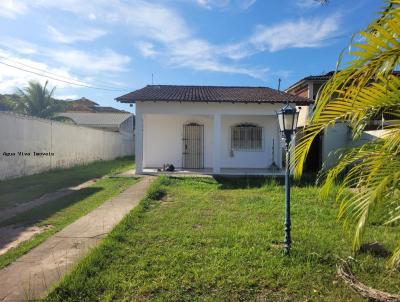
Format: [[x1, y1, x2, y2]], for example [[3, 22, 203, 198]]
[[116, 85, 311, 175], [286, 71, 396, 170], [57, 97, 135, 134]]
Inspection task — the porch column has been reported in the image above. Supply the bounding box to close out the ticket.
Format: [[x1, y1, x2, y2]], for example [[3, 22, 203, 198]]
[[135, 112, 143, 174], [213, 113, 221, 174]]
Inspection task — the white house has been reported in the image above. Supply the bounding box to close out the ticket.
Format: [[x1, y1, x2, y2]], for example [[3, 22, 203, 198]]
[[116, 85, 311, 175]]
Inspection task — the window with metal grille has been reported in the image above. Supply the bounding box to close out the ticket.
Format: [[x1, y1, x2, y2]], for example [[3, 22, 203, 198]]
[[231, 124, 263, 151]]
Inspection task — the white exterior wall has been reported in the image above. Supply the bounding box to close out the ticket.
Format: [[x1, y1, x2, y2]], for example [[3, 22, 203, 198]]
[[0, 112, 134, 180], [136, 101, 288, 172], [296, 105, 310, 128], [143, 115, 213, 168], [220, 115, 280, 168], [322, 124, 388, 169], [322, 123, 349, 168]]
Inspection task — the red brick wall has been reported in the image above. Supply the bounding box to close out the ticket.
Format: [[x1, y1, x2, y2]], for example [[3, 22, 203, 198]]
[[287, 83, 308, 98]]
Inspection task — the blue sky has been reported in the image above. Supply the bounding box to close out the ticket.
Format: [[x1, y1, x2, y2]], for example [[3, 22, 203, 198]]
[[0, 0, 379, 113]]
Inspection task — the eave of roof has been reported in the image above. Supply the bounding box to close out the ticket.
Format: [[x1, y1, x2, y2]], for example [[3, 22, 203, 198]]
[[116, 85, 312, 105], [286, 70, 400, 93]]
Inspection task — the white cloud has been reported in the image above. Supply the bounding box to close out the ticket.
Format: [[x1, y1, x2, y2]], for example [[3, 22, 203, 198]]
[[0, 0, 339, 82], [194, 0, 256, 10], [121, 1, 190, 43], [0, 49, 81, 92], [0, 37, 38, 54], [0, 0, 27, 18], [195, 0, 229, 9], [49, 49, 131, 73], [135, 41, 158, 58], [2, 0, 262, 79], [167, 39, 267, 79], [28, 0, 191, 44], [40, 0, 261, 77], [47, 26, 107, 44], [217, 42, 255, 60], [54, 94, 79, 100], [250, 15, 340, 52]]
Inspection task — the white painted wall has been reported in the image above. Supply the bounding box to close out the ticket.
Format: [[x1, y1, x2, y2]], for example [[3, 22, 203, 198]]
[[321, 124, 389, 169], [0, 112, 134, 180], [220, 115, 281, 168], [322, 123, 349, 169], [138, 102, 284, 170], [143, 114, 213, 168], [296, 105, 310, 128], [347, 129, 388, 148]]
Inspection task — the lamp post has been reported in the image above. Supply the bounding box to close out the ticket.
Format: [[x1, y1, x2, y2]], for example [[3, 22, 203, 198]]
[[276, 103, 299, 255]]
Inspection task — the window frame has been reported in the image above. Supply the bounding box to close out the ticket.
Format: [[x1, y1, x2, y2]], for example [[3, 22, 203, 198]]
[[230, 123, 264, 152]]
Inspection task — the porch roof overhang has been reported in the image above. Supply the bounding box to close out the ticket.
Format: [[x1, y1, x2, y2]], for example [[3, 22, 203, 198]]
[[115, 85, 313, 106]]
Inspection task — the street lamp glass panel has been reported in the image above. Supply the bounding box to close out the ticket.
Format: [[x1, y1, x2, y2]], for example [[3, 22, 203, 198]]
[[277, 104, 299, 132], [284, 113, 295, 131]]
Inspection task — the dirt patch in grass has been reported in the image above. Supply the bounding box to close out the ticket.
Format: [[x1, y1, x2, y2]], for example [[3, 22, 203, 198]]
[[0, 224, 52, 255], [0, 178, 100, 223]]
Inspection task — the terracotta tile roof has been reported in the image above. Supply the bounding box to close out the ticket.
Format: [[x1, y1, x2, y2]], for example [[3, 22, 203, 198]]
[[116, 85, 312, 105], [286, 70, 400, 92], [63, 97, 129, 113]]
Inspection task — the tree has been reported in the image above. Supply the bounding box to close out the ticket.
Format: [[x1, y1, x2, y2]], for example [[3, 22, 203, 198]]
[[0, 95, 18, 111], [294, 0, 400, 266], [15, 81, 65, 118]]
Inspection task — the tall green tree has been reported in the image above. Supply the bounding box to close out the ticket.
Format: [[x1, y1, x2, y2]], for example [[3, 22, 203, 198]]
[[294, 0, 400, 266], [15, 81, 64, 118]]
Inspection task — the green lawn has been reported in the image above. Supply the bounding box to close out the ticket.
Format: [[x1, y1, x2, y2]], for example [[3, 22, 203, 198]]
[[0, 156, 137, 269], [0, 156, 135, 210], [46, 176, 399, 302], [0, 177, 139, 269]]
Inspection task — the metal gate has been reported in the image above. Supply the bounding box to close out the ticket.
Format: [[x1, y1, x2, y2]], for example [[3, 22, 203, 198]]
[[182, 123, 204, 169]]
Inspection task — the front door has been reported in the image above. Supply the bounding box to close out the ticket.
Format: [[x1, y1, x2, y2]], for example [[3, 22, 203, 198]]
[[182, 123, 204, 169]]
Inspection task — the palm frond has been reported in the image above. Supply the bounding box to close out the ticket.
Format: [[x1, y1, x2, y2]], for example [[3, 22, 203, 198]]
[[295, 0, 400, 267]]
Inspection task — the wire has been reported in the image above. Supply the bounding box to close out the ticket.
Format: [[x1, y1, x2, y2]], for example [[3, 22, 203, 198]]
[[0, 59, 128, 92], [0, 55, 124, 90]]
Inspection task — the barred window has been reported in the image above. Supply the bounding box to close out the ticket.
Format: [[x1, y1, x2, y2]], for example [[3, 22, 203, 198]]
[[231, 124, 263, 151]]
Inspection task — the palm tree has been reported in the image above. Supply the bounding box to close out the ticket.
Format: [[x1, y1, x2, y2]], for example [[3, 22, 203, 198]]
[[15, 81, 65, 118], [294, 0, 400, 266]]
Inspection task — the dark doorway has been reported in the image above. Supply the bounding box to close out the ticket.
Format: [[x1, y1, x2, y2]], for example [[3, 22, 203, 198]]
[[304, 132, 322, 173]]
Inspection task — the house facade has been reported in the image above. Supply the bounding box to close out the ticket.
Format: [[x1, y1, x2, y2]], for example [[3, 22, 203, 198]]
[[57, 97, 135, 134], [117, 85, 310, 175]]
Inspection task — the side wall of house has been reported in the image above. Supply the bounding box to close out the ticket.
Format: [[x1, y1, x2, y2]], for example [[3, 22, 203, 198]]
[[0, 112, 134, 180]]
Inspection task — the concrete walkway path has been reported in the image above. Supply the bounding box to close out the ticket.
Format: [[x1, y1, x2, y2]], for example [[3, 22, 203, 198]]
[[0, 176, 154, 301]]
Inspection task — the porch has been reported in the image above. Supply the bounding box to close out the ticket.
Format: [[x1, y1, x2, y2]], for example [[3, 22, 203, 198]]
[[135, 108, 286, 175]]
